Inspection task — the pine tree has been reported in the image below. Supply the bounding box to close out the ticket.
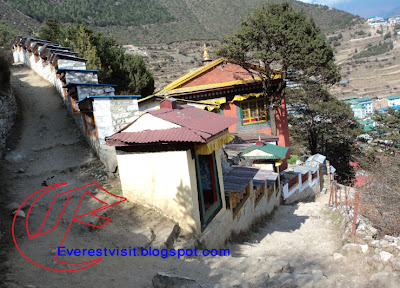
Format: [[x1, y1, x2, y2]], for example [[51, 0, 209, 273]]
[[216, 3, 340, 135], [286, 81, 360, 182]]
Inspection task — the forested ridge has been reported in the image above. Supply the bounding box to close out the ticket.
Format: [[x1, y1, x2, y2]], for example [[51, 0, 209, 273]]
[[4, 0, 174, 26], [2, 0, 363, 44]]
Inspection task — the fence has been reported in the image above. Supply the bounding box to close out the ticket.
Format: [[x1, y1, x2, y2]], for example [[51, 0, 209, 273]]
[[328, 180, 360, 243]]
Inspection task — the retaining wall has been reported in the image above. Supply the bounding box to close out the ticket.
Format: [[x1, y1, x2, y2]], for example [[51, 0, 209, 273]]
[[12, 41, 140, 171]]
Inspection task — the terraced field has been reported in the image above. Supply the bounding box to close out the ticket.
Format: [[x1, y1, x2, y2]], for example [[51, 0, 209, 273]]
[[330, 23, 400, 100]]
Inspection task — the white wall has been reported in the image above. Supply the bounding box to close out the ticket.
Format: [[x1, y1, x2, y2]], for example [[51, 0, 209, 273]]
[[116, 149, 201, 233], [283, 169, 321, 204]]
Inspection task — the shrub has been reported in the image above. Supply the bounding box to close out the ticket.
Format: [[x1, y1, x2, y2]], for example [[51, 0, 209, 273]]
[[352, 41, 394, 59], [384, 32, 392, 40], [287, 155, 299, 165]]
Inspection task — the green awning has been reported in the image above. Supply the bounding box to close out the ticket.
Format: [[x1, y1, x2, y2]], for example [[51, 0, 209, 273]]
[[240, 142, 289, 160]]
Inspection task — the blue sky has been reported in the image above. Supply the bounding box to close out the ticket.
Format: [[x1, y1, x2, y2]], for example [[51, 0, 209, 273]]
[[298, 0, 400, 18]]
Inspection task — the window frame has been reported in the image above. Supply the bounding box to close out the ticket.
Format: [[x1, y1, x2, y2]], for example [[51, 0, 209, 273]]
[[195, 152, 222, 228], [239, 98, 268, 126]]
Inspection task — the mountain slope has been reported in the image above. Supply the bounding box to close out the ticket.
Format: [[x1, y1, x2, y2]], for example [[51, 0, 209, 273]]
[[328, 23, 400, 100], [3, 0, 363, 44], [0, 0, 39, 35]]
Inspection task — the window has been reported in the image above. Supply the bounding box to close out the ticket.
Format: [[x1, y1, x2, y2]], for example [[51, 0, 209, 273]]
[[195, 152, 222, 227], [240, 98, 267, 125]]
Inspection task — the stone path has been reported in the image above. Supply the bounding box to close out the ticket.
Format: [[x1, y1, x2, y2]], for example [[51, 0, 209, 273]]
[[1, 67, 375, 288]]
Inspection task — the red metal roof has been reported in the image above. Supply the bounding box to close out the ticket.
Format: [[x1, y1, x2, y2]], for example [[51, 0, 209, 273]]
[[106, 104, 239, 146], [149, 105, 238, 136], [107, 127, 206, 145], [180, 62, 254, 88]]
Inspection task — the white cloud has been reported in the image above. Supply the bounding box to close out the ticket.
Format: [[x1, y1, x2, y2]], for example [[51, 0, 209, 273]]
[[297, 0, 351, 5]]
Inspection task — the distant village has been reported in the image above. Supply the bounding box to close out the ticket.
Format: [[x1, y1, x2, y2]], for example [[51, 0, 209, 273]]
[[367, 15, 400, 33], [342, 94, 399, 123]]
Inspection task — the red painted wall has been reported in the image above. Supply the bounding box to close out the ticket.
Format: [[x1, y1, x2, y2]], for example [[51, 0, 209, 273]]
[[221, 96, 290, 148], [222, 97, 290, 170], [222, 103, 237, 132]]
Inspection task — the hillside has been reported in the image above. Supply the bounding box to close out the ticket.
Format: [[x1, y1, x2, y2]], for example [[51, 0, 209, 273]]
[[0, 0, 39, 36], [2, 0, 363, 44], [328, 23, 400, 101]]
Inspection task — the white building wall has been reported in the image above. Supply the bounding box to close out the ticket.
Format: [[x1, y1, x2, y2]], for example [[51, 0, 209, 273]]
[[388, 98, 400, 107], [116, 149, 199, 232]]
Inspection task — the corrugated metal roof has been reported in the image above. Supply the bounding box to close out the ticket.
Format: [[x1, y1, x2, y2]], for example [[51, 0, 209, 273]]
[[285, 165, 316, 174], [224, 143, 254, 158], [233, 131, 279, 143], [85, 95, 141, 99], [57, 68, 99, 73], [63, 83, 118, 88], [231, 166, 278, 181], [48, 48, 78, 54], [108, 127, 205, 144], [149, 105, 238, 136], [386, 95, 400, 100], [304, 161, 320, 169], [106, 104, 238, 146], [53, 53, 87, 61], [306, 154, 326, 164], [223, 166, 278, 193]]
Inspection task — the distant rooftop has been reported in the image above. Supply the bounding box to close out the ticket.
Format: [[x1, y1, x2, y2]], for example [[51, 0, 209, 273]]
[[380, 105, 400, 111], [345, 97, 372, 104], [239, 142, 289, 160], [63, 83, 117, 88], [386, 95, 400, 100], [57, 68, 100, 74], [81, 95, 140, 101]]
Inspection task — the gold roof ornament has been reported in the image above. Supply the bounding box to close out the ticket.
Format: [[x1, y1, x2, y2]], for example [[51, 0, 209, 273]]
[[203, 43, 210, 61]]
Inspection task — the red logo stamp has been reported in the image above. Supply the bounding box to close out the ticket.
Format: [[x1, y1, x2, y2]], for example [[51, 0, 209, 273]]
[[12, 182, 126, 272]]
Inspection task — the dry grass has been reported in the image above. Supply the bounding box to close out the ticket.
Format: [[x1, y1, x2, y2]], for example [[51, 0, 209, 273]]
[[359, 156, 400, 236]]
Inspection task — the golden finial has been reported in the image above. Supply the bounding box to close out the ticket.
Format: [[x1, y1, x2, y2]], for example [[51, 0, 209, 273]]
[[203, 43, 210, 61]]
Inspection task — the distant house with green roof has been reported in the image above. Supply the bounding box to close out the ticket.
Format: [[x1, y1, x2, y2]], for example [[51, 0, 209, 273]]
[[384, 95, 400, 108], [360, 118, 375, 131], [240, 142, 289, 161], [343, 97, 372, 119], [388, 15, 400, 25]]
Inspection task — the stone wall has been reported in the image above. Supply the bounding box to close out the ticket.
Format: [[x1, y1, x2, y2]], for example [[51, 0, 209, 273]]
[[77, 86, 115, 101], [110, 98, 139, 131], [66, 71, 98, 84], [12, 39, 140, 172], [0, 89, 17, 159]]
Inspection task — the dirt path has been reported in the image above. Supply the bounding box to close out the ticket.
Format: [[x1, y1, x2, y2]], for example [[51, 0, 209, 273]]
[[0, 67, 372, 288]]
